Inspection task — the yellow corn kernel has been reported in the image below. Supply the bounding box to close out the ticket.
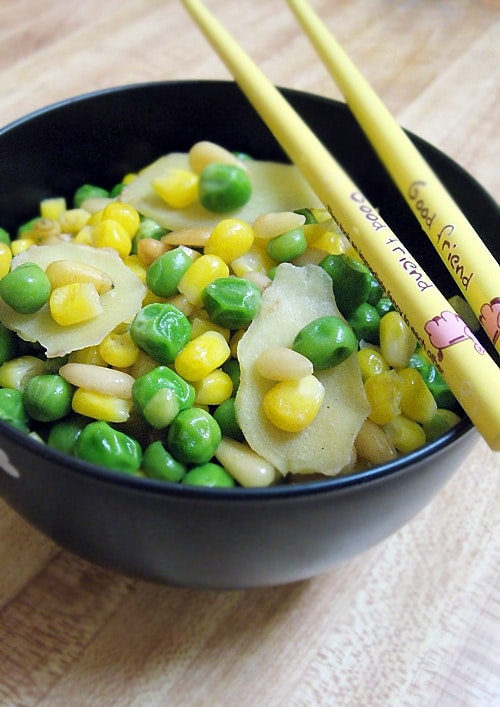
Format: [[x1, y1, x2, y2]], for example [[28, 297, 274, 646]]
[[92, 218, 132, 257], [262, 374, 325, 432], [72, 387, 132, 423], [357, 347, 390, 381], [40, 197, 66, 220], [58, 208, 91, 234], [193, 369, 234, 406], [190, 313, 230, 341], [101, 201, 140, 237], [364, 369, 402, 425], [11, 238, 35, 255], [310, 229, 346, 255], [45, 259, 113, 294], [398, 367, 437, 424], [68, 346, 107, 366], [204, 218, 254, 263], [231, 243, 273, 277], [30, 217, 62, 242], [177, 254, 229, 305], [175, 330, 230, 382], [383, 414, 426, 454], [99, 329, 139, 368], [379, 311, 416, 369], [88, 209, 104, 226], [73, 225, 94, 245], [0, 243, 12, 279], [122, 172, 137, 185], [123, 254, 147, 283], [49, 283, 103, 326], [0, 355, 46, 390], [152, 169, 199, 209]]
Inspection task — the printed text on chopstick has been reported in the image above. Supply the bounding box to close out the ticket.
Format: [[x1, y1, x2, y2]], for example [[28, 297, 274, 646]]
[[348, 191, 433, 292], [408, 181, 474, 290]]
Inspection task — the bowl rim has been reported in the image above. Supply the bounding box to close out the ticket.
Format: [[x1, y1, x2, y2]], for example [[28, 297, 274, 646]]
[[0, 79, 484, 500]]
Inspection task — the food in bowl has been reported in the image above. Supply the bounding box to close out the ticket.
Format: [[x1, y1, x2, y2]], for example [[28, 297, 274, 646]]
[[0, 139, 463, 488]]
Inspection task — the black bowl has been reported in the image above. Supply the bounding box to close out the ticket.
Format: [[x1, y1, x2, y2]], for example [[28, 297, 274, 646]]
[[0, 81, 497, 588]]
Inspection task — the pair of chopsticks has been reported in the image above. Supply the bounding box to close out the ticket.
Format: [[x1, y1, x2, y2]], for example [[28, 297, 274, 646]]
[[182, 0, 500, 451]]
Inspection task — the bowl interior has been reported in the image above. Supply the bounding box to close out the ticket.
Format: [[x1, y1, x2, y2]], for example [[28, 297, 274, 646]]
[[0, 80, 498, 494]]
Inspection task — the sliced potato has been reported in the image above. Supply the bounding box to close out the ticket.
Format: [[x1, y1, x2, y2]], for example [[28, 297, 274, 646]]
[[120, 153, 323, 230], [0, 243, 146, 358], [235, 263, 370, 476]]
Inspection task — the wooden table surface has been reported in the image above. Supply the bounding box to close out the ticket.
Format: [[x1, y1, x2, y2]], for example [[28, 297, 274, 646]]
[[0, 1, 499, 705]]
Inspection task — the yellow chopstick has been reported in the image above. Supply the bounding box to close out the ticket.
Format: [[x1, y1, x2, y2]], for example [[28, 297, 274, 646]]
[[181, 0, 500, 451], [287, 0, 500, 355]]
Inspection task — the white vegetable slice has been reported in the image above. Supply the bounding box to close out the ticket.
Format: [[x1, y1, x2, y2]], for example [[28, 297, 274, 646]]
[[235, 263, 370, 476], [0, 243, 146, 358], [120, 153, 323, 230]]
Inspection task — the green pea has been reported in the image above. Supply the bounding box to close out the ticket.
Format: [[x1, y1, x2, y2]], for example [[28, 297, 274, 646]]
[[146, 247, 192, 298], [17, 217, 38, 237], [73, 183, 109, 208], [198, 163, 252, 213], [0, 387, 29, 432], [293, 315, 358, 370], [375, 296, 395, 317], [367, 275, 384, 305], [75, 421, 142, 474], [348, 302, 381, 344], [423, 410, 461, 443], [132, 365, 195, 428], [23, 374, 73, 422], [167, 408, 221, 465], [202, 277, 261, 329], [0, 323, 16, 365], [47, 415, 87, 455], [213, 397, 244, 441], [109, 183, 125, 198], [0, 227, 11, 245], [131, 217, 169, 253], [293, 208, 318, 224], [0, 262, 51, 314], [182, 462, 235, 488], [142, 440, 186, 482], [319, 254, 372, 318], [267, 227, 307, 263], [221, 358, 240, 392], [130, 303, 192, 364], [420, 364, 458, 411]]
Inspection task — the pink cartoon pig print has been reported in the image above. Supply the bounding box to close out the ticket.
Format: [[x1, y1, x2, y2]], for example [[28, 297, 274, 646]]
[[424, 310, 485, 361], [479, 297, 500, 347]]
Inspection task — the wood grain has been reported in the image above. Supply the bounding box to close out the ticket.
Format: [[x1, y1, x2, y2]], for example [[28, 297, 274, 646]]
[[0, 1, 499, 705]]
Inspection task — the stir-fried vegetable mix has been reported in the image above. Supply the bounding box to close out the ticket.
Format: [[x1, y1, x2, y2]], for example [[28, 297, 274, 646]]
[[0, 141, 462, 487]]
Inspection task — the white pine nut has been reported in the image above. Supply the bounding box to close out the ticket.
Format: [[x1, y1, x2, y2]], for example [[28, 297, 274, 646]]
[[241, 270, 272, 292], [256, 347, 313, 380], [252, 211, 305, 240], [161, 226, 211, 247], [59, 363, 135, 399], [188, 140, 248, 174], [137, 238, 171, 266], [45, 259, 114, 294], [355, 419, 397, 465], [214, 437, 279, 488]]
